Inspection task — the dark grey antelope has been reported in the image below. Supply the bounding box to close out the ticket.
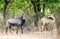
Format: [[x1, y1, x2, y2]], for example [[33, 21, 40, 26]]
[[6, 14, 25, 34]]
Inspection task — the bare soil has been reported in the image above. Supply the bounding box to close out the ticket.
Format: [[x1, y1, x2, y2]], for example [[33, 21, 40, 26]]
[[0, 31, 59, 39]]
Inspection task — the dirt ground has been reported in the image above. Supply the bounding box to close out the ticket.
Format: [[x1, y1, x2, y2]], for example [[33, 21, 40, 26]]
[[0, 31, 59, 39]]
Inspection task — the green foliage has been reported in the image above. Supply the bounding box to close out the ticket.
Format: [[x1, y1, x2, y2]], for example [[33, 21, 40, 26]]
[[44, 8, 51, 16], [0, 0, 60, 17], [9, 0, 29, 13], [0, 0, 4, 12], [44, 0, 60, 16]]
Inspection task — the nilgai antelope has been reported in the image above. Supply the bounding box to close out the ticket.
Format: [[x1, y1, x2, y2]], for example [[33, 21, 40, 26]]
[[6, 14, 25, 34], [38, 14, 56, 31]]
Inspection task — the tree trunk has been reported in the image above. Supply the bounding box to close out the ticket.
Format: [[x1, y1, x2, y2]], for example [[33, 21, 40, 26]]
[[43, 2, 45, 16], [3, 3, 9, 24], [31, 0, 41, 28], [3, 0, 12, 25], [12, 12, 15, 18], [50, 7, 53, 14]]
